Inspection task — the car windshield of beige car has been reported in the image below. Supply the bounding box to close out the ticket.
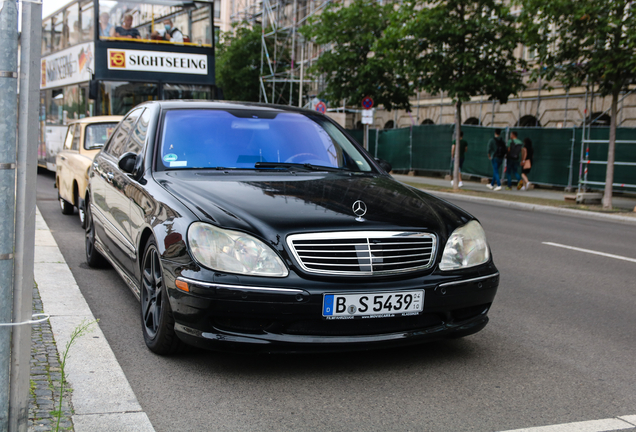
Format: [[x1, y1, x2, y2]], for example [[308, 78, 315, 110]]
[[159, 109, 373, 172], [85, 123, 118, 150]]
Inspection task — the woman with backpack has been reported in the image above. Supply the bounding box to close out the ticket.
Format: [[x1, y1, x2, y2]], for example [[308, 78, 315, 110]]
[[519, 137, 534, 191]]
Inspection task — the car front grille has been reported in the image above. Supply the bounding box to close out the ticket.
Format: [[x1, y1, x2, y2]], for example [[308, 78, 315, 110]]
[[287, 231, 437, 276]]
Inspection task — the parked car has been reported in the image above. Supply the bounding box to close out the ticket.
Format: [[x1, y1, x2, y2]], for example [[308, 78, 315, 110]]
[[56, 116, 123, 226], [84, 101, 499, 355]]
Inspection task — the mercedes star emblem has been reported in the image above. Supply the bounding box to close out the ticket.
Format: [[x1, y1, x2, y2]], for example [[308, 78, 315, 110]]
[[352, 200, 367, 221]]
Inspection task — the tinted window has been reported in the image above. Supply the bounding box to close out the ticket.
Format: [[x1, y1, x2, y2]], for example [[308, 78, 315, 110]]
[[85, 123, 118, 150], [124, 109, 150, 155], [158, 109, 372, 172], [105, 109, 142, 158]]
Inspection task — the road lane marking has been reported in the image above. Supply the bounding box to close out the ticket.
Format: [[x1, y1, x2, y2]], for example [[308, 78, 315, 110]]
[[499, 415, 636, 432], [543, 242, 636, 263]]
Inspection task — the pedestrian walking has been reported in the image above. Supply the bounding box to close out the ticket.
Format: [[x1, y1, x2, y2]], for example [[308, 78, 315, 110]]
[[451, 131, 468, 187], [486, 128, 506, 191], [519, 137, 534, 190], [506, 131, 523, 190]]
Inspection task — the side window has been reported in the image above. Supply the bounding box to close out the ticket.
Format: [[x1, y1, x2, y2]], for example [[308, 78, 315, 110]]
[[71, 124, 81, 151], [104, 109, 142, 158], [63, 125, 75, 150], [124, 109, 149, 155]]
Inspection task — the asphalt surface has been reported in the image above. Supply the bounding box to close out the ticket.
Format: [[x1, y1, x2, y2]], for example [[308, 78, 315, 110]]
[[36, 170, 636, 432]]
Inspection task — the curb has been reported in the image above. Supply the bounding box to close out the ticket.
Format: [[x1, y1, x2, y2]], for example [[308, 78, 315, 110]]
[[34, 207, 155, 432], [416, 189, 636, 226]]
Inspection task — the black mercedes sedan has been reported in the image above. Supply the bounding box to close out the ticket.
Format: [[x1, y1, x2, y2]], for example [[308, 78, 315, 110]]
[[84, 100, 499, 355]]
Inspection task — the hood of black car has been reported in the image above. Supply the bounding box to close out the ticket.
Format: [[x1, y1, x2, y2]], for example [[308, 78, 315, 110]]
[[154, 170, 471, 239]]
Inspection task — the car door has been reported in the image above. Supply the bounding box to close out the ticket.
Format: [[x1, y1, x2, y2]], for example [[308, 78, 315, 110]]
[[112, 108, 152, 277], [91, 109, 143, 271]]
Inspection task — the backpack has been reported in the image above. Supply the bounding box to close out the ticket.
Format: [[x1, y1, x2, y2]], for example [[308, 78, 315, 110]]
[[508, 141, 522, 160], [493, 137, 507, 159]]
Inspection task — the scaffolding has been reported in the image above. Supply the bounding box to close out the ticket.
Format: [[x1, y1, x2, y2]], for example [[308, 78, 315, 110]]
[[230, 0, 331, 107]]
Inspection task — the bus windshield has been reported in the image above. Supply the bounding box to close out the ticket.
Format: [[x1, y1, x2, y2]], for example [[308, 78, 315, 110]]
[[99, 0, 213, 46]]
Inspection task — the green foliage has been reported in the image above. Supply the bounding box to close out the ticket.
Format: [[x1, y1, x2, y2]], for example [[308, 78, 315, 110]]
[[519, 0, 636, 97], [216, 25, 266, 102], [301, 0, 415, 111], [387, 0, 526, 105]]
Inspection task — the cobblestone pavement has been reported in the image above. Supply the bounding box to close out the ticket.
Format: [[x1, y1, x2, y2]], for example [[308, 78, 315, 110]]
[[29, 285, 74, 432]]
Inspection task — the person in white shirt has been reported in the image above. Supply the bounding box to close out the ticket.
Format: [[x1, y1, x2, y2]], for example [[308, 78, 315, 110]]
[[152, 19, 183, 43]]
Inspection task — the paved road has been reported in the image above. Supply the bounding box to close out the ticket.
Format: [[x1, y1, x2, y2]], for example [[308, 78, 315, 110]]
[[37, 171, 636, 432]]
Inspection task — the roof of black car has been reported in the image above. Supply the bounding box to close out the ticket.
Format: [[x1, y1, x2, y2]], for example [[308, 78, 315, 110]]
[[141, 100, 320, 115]]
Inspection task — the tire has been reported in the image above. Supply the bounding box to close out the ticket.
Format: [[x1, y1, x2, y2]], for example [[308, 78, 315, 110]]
[[140, 239, 184, 355], [78, 202, 86, 228], [85, 200, 106, 268], [59, 194, 74, 215]]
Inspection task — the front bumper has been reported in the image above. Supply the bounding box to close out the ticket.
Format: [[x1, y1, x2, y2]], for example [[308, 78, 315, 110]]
[[163, 263, 499, 353]]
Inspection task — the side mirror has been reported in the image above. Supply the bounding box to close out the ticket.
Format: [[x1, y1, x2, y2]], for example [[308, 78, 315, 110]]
[[118, 152, 138, 174], [375, 158, 392, 173]]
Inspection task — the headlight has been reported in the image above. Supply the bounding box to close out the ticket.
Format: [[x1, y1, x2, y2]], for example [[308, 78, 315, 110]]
[[439, 221, 490, 271], [187, 222, 288, 277]]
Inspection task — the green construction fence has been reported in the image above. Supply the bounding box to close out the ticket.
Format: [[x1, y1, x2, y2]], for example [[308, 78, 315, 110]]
[[347, 125, 636, 191]]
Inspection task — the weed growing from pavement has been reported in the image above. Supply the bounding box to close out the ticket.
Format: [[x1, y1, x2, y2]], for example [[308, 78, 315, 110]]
[[53, 319, 98, 432]]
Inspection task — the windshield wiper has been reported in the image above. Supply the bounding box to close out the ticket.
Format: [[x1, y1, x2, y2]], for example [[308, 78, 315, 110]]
[[254, 162, 346, 172]]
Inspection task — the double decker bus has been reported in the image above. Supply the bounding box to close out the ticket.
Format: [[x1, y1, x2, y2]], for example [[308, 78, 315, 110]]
[[39, 0, 216, 170]]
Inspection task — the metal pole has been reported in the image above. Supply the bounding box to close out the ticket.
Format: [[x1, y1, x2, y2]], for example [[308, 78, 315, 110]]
[[0, 0, 19, 430], [9, 0, 41, 429], [288, 0, 297, 106], [491, 99, 495, 126], [563, 88, 570, 127], [363, 123, 369, 151], [298, 43, 304, 108], [566, 127, 575, 192]]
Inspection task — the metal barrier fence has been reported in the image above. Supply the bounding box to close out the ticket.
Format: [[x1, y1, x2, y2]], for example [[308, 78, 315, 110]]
[[347, 125, 636, 191]]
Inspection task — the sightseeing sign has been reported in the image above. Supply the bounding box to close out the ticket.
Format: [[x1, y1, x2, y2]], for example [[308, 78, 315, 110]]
[[107, 49, 208, 75]]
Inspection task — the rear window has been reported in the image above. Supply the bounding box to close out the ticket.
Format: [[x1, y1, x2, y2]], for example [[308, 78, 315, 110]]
[[85, 123, 118, 150], [157, 109, 372, 171]]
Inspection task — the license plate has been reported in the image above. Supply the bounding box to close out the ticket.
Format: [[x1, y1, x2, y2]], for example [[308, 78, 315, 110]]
[[322, 291, 424, 320]]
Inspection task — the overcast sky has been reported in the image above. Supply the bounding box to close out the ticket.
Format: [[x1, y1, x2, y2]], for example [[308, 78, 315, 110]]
[[43, 0, 73, 18]]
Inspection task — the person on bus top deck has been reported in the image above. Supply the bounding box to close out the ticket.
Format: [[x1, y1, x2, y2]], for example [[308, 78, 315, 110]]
[[114, 14, 141, 39], [99, 12, 115, 37], [152, 19, 184, 43]]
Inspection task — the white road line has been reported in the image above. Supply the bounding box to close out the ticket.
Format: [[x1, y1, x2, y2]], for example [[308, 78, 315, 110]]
[[499, 415, 636, 432], [542, 242, 636, 263]]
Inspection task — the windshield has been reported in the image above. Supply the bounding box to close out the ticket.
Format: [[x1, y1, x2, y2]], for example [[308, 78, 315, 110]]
[[85, 123, 118, 150], [157, 109, 373, 172]]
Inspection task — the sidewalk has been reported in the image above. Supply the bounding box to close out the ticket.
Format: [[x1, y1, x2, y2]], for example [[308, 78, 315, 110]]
[[30, 208, 155, 432], [392, 174, 636, 225]]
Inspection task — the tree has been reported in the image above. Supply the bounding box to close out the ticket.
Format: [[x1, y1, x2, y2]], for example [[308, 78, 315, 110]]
[[386, 0, 525, 190], [519, 0, 636, 209], [216, 25, 266, 102], [300, 0, 415, 111]]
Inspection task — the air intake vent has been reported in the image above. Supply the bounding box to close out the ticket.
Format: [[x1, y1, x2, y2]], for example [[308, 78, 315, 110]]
[[287, 231, 436, 276]]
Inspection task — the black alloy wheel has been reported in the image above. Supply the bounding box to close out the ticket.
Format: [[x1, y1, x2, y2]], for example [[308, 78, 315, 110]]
[[85, 199, 105, 267], [141, 239, 184, 354]]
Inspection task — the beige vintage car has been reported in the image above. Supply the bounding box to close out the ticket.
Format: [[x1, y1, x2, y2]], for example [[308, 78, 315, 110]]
[[56, 116, 123, 226]]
